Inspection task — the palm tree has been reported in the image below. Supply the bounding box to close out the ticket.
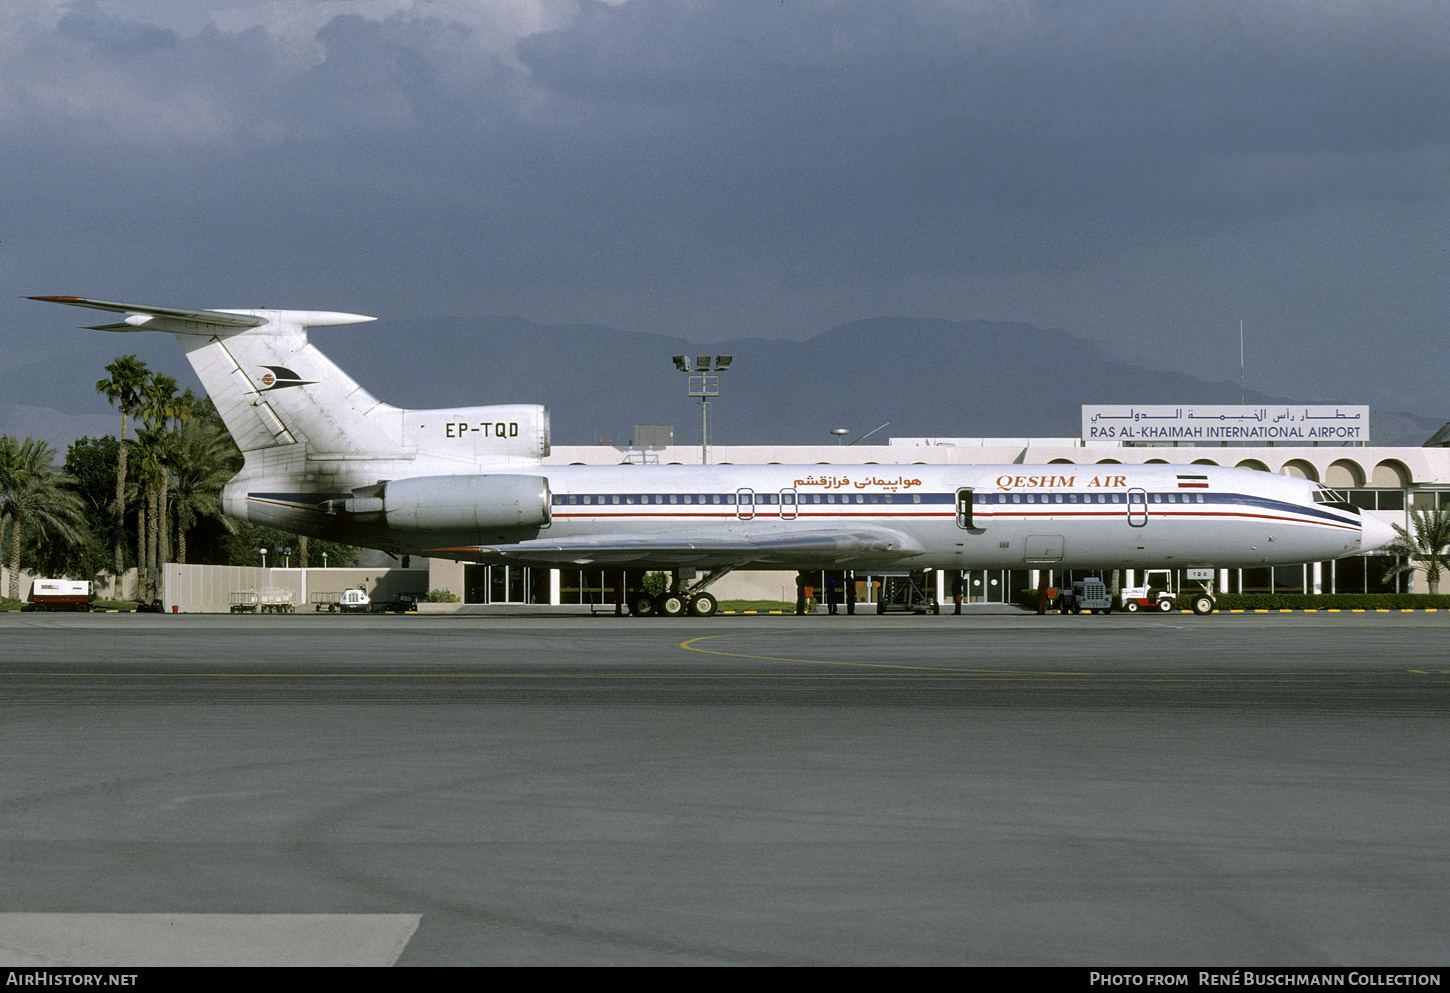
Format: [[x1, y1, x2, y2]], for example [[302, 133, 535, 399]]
[[139, 373, 182, 569], [0, 436, 89, 600], [1381, 507, 1450, 595], [127, 372, 185, 600], [132, 424, 180, 602], [169, 419, 238, 564], [96, 355, 150, 594]]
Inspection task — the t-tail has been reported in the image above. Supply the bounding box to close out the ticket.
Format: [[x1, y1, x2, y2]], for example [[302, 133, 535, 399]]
[[33, 297, 412, 456], [30, 296, 551, 546], [30, 295, 549, 460]]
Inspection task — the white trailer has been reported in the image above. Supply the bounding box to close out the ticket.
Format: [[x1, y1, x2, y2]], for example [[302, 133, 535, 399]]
[[25, 579, 92, 612], [258, 587, 295, 614]]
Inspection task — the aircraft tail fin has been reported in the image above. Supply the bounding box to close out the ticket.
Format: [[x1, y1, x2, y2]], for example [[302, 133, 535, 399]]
[[31, 296, 405, 457]]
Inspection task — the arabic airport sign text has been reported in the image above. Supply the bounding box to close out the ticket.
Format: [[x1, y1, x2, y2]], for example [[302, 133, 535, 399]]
[[1082, 405, 1369, 443]]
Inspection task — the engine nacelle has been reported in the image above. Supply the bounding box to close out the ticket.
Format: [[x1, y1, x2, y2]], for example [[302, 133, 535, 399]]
[[343, 474, 551, 531]]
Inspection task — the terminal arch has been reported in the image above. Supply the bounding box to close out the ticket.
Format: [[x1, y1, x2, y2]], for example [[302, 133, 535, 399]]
[[1280, 459, 1318, 481], [1191, 458, 1220, 467], [1373, 460, 1411, 488], [1236, 459, 1271, 473], [1326, 460, 1364, 488]]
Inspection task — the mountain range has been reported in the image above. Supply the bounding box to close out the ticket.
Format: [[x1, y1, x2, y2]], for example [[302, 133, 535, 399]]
[[2, 315, 1439, 452]]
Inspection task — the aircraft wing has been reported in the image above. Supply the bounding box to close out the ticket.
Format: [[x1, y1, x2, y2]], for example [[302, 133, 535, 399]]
[[29, 295, 267, 334], [428, 526, 925, 567]]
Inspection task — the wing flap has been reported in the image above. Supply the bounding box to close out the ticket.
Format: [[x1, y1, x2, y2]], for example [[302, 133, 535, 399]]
[[427, 527, 925, 567]]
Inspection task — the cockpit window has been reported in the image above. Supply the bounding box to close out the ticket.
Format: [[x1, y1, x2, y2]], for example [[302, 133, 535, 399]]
[[1313, 485, 1358, 512]]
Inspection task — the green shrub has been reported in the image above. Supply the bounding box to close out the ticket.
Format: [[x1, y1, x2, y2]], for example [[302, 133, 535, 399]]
[[1212, 593, 1450, 611], [423, 588, 461, 603]]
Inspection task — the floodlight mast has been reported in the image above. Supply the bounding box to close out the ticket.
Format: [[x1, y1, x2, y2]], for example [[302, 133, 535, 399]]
[[672, 354, 732, 464]]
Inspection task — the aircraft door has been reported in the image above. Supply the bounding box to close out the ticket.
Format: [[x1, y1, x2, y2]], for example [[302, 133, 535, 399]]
[[1128, 488, 1148, 527], [955, 488, 975, 529], [779, 488, 798, 520], [736, 488, 755, 521]]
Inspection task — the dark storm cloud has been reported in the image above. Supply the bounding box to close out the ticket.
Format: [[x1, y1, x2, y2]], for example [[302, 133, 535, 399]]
[[5, 0, 1450, 418], [12, 2, 1449, 274]]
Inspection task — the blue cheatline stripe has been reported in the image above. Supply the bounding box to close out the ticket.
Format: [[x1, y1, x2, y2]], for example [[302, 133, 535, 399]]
[[251, 487, 1362, 533]]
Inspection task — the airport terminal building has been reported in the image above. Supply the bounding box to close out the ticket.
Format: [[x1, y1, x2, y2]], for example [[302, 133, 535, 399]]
[[426, 407, 1446, 607]]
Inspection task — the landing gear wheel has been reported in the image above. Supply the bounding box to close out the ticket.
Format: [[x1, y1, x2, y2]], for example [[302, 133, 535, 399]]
[[1190, 594, 1215, 615], [656, 592, 687, 617], [1124, 600, 1139, 612], [687, 592, 718, 617], [1158, 598, 1175, 612], [629, 592, 656, 617]]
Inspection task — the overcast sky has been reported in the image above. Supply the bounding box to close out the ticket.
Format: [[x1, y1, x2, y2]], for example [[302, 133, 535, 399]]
[[5, 0, 1450, 422]]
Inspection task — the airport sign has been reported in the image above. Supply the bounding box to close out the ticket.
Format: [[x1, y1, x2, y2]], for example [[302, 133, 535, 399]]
[[1082, 405, 1369, 443]]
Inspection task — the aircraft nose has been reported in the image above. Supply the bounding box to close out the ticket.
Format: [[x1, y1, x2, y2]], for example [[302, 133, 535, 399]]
[[1360, 513, 1397, 552]]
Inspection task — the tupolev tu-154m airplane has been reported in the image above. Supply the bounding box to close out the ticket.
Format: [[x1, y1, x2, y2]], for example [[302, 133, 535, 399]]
[[32, 295, 1395, 617]]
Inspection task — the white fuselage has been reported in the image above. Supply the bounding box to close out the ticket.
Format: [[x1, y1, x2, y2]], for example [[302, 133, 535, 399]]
[[232, 459, 1381, 571]]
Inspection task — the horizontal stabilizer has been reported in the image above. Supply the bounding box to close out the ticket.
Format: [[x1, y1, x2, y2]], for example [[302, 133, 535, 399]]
[[29, 296, 267, 334], [28, 296, 375, 336]]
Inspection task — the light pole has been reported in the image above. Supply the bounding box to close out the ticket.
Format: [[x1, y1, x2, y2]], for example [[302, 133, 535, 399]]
[[673, 354, 732, 465], [259, 547, 267, 570], [831, 428, 850, 445], [281, 546, 292, 569]]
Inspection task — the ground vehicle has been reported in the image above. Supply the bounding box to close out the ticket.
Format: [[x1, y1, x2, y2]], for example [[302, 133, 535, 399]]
[[24, 579, 92, 612], [876, 572, 940, 614], [1119, 570, 1177, 612], [338, 587, 371, 613], [1121, 568, 1218, 614], [1058, 577, 1113, 614], [373, 591, 424, 612]]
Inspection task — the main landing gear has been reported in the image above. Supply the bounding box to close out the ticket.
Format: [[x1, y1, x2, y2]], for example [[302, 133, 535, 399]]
[[630, 590, 718, 617], [627, 567, 730, 618]]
